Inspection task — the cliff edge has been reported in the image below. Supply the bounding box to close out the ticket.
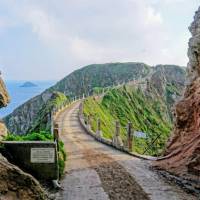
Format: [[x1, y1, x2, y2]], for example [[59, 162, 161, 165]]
[[155, 7, 200, 187]]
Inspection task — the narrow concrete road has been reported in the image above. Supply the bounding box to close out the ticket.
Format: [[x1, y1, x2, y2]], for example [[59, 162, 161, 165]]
[[55, 102, 197, 200]]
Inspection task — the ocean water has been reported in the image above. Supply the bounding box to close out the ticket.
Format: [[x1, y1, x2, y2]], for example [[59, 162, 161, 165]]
[[0, 80, 56, 118]]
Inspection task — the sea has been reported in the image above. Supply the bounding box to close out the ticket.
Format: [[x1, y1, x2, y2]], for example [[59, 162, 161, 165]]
[[0, 80, 56, 118]]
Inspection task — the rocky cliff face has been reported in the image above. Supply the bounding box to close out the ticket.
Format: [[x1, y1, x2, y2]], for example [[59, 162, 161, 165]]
[[0, 74, 10, 108], [0, 74, 46, 199], [0, 74, 9, 138], [155, 7, 200, 185]]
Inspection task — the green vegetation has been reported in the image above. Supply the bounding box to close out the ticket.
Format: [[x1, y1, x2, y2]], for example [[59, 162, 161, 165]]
[[4, 131, 53, 141], [5, 63, 185, 136], [3, 92, 68, 177], [83, 86, 172, 156], [28, 91, 69, 133], [3, 132, 66, 177], [57, 140, 66, 177], [52, 62, 151, 97]]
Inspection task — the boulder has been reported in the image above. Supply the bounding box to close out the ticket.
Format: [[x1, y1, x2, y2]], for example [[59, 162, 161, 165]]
[[0, 154, 46, 200]]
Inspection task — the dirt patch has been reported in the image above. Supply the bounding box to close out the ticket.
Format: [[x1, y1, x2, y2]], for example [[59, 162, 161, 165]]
[[83, 149, 149, 200]]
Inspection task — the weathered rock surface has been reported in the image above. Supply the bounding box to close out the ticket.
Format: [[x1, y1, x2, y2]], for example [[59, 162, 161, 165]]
[[155, 6, 200, 186], [0, 154, 46, 200], [0, 73, 9, 108], [0, 120, 7, 140], [0, 74, 46, 200], [0, 74, 9, 139]]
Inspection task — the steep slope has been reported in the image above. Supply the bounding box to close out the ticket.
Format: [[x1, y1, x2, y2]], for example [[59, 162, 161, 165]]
[[83, 65, 186, 155], [51, 62, 150, 96], [4, 63, 185, 135], [5, 91, 68, 135], [155, 6, 200, 186]]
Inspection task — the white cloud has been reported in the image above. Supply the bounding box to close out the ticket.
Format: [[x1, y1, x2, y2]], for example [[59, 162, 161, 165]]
[[0, 0, 197, 80], [145, 6, 163, 25]]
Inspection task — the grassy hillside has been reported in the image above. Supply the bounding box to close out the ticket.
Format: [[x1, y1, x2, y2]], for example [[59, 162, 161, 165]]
[[83, 86, 173, 156], [51, 62, 151, 96], [4, 63, 185, 135], [27, 91, 69, 133]]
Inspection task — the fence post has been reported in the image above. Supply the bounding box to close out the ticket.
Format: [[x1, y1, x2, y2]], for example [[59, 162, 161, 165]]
[[87, 115, 91, 130], [53, 123, 59, 151], [80, 102, 83, 115], [96, 118, 102, 137], [127, 122, 133, 152], [51, 111, 54, 135], [113, 121, 123, 148]]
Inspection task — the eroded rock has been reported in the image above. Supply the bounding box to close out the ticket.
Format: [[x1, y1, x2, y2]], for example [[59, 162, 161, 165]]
[[0, 120, 7, 140], [155, 6, 200, 185], [0, 73, 9, 108], [0, 154, 46, 200], [0, 74, 9, 139]]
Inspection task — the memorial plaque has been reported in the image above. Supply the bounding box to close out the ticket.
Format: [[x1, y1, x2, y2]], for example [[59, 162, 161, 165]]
[[31, 148, 55, 163]]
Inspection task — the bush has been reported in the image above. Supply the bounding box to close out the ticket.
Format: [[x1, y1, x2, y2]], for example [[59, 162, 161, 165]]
[[58, 140, 67, 177], [4, 131, 53, 141]]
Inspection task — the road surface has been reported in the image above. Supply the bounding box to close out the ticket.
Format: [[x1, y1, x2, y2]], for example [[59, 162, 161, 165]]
[[55, 102, 197, 200]]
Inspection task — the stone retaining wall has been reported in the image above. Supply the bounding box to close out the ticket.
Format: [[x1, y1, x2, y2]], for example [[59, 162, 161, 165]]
[[2, 141, 58, 180]]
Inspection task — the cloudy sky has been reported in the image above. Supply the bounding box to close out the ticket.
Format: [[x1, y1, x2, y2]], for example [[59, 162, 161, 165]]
[[0, 0, 199, 80]]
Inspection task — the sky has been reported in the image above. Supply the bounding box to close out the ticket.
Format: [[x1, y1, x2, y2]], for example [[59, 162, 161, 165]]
[[0, 0, 199, 81]]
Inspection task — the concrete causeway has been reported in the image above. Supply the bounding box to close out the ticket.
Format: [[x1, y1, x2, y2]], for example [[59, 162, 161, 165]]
[[55, 102, 197, 200]]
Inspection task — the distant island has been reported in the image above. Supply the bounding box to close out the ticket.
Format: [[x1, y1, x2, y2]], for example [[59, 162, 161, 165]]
[[20, 81, 38, 88]]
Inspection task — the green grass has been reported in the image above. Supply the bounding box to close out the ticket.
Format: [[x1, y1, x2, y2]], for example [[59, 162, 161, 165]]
[[28, 92, 69, 133], [83, 86, 172, 156], [3, 132, 67, 178]]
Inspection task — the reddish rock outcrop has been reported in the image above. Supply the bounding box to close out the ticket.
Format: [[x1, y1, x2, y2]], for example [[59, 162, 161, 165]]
[[155, 7, 200, 184]]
